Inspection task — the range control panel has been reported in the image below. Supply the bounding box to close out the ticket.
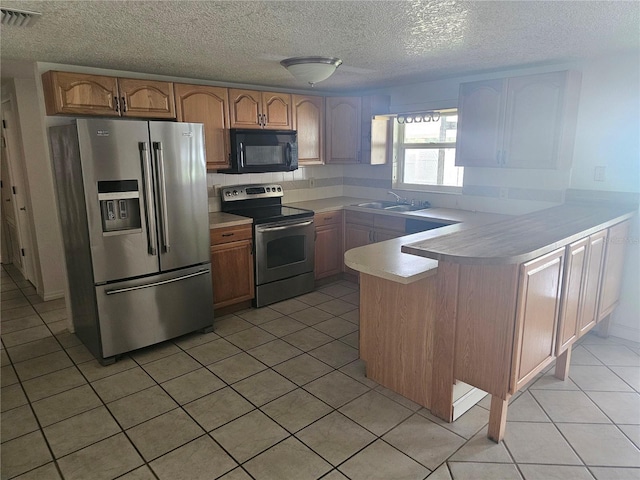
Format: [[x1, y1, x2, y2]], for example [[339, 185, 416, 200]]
[[220, 184, 283, 202]]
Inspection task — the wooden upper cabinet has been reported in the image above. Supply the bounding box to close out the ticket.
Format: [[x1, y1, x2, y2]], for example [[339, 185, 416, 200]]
[[598, 220, 631, 320], [511, 248, 564, 393], [175, 84, 230, 170], [42, 71, 176, 119], [229, 89, 292, 129], [456, 71, 581, 169], [455, 79, 504, 167], [117, 78, 175, 119], [325, 96, 361, 163], [292, 94, 324, 165], [42, 71, 120, 116]]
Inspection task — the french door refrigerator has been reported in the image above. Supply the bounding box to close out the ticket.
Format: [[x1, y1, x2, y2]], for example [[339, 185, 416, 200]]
[[50, 119, 213, 364]]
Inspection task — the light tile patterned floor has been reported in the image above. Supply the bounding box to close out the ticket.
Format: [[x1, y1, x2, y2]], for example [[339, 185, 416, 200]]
[[1, 263, 639, 480]]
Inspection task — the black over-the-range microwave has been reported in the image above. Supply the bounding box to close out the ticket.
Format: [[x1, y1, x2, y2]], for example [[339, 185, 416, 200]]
[[222, 129, 298, 174]]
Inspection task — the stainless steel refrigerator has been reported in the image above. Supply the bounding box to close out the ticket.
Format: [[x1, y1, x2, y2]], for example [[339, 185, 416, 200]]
[[50, 119, 214, 364]]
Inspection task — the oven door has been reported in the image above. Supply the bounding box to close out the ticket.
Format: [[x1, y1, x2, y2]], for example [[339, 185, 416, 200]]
[[255, 218, 314, 285]]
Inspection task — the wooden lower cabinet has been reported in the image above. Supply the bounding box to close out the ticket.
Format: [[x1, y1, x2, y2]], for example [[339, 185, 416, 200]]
[[578, 230, 608, 335], [598, 220, 631, 320], [210, 225, 254, 309], [511, 248, 564, 392], [314, 211, 343, 280]]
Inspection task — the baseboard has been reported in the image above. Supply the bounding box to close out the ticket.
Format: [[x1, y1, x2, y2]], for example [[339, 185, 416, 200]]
[[608, 324, 640, 344], [42, 290, 65, 301]]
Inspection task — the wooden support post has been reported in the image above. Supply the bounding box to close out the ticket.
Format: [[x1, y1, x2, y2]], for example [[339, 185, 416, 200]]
[[487, 395, 509, 443], [554, 346, 572, 381], [597, 315, 612, 338]]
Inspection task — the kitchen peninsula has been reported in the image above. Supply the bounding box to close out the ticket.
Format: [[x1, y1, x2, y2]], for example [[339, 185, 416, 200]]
[[345, 202, 635, 442]]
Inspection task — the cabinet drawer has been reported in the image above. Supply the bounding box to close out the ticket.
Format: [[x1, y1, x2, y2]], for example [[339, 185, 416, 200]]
[[210, 224, 253, 246], [315, 210, 343, 227], [374, 214, 405, 232], [345, 210, 374, 226]]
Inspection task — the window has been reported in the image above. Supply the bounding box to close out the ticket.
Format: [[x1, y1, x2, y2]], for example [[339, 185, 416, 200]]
[[393, 109, 463, 192]]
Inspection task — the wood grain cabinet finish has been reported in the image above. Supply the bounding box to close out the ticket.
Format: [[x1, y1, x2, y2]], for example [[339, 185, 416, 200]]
[[117, 78, 176, 118], [229, 89, 292, 129], [325, 96, 362, 163], [292, 94, 324, 165], [175, 84, 230, 170], [511, 248, 564, 393], [556, 238, 589, 353], [42, 71, 120, 116], [577, 230, 607, 336], [314, 211, 343, 280], [210, 225, 254, 309], [598, 220, 631, 320], [42, 71, 176, 119], [455, 71, 581, 169]]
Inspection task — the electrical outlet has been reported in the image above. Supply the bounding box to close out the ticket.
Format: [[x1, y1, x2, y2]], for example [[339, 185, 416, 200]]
[[309, 177, 315, 188], [594, 166, 606, 182], [499, 187, 508, 199]]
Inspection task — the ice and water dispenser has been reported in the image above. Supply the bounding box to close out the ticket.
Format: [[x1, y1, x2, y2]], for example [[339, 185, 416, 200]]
[[98, 180, 142, 235]]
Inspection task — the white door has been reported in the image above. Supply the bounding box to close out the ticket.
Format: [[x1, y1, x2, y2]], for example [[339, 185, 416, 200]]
[[1, 101, 35, 283]]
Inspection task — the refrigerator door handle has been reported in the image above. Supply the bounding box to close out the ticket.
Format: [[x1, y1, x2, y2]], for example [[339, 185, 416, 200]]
[[153, 141, 171, 253], [105, 269, 209, 295], [139, 142, 157, 256]]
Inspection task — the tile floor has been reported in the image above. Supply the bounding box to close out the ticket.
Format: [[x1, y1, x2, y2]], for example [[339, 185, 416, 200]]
[[1, 263, 639, 479]]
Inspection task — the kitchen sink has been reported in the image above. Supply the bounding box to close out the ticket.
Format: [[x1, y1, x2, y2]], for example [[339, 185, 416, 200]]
[[355, 201, 426, 212]]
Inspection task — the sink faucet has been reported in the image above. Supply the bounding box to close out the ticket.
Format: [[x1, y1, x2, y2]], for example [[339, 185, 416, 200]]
[[388, 191, 406, 204]]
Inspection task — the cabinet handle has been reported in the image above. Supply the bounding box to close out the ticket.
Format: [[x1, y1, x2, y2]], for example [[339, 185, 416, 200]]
[[114, 96, 120, 113], [221, 233, 234, 237], [121, 96, 127, 113], [325, 217, 333, 221], [502, 150, 507, 166]]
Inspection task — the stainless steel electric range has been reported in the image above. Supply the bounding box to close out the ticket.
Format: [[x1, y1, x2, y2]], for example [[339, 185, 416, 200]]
[[220, 184, 315, 307]]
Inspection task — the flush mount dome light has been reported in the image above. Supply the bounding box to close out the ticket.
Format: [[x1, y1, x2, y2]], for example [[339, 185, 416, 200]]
[[280, 56, 343, 86]]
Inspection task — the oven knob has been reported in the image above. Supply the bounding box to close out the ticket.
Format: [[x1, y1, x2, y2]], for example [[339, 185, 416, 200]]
[[277, 187, 282, 192], [232, 190, 238, 196], [224, 191, 231, 197], [266, 187, 271, 192]]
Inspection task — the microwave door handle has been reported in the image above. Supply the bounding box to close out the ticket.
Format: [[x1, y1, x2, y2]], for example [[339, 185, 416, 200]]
[[153, 142, 170, 253], [239, 142, 245, 167], [285, 142, 292, 167], [139, 142, 157, 256]]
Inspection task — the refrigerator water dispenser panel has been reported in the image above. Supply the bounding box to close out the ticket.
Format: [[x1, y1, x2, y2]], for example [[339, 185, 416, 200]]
[[98, 180, 142, 235]]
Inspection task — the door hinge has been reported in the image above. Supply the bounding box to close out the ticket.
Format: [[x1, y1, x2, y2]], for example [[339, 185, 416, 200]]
[[12, 186, 17, 195], [20, 248, 25, 257]]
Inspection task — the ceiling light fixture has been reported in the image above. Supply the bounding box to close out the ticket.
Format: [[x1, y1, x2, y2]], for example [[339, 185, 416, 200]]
[[280, 56, 343, 86], [1, 7, 41, 27]]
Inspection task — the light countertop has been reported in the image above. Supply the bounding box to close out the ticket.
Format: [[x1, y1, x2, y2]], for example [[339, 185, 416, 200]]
[[342, 208, 509, 284], [209, 211, 253, 229]]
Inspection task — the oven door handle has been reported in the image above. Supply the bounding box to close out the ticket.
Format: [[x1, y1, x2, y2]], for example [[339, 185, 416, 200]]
[[256, 220, 313, 233]]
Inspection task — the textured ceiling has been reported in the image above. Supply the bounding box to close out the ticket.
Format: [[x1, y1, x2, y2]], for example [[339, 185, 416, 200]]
[[1, 1, 638, 91]]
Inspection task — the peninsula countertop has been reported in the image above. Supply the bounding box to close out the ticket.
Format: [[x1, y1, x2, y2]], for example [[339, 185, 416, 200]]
[[402, 203, 636, 265]]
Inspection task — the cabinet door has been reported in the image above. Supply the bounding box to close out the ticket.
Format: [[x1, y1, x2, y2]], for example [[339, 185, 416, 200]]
[[598, 221, 631, 320], [229, 89, 261, 128], [210, 240, 254, 309], [117, 78, 176, 119], [578, 230, 607, 335], [344, 223, 372, 275], [511, 248, 564, 392], [502, 72, 567, 169], [557, 238, 588, 353], [262, 92, 292, 129], [325, 96, 361, 163], [175, 84, 230, 170], [42, 71, 120, 116], [293, 95, 324, 165], [455, 79, 505, 167], [315, 223, 343, 279]]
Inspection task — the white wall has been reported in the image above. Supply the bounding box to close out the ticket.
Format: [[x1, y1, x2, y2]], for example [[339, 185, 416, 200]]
[[1, 75, 65, 300]]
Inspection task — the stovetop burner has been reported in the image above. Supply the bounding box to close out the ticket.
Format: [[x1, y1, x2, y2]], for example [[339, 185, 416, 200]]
[[220, 184, 314, 224]]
